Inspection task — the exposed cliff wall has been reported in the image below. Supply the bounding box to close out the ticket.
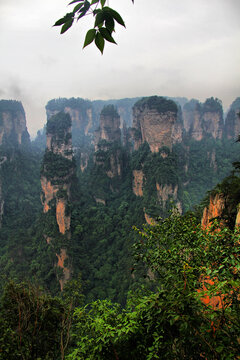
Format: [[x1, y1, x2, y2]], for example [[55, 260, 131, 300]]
[[46, 98, 94, 137], [94, 105, 121, 148], [156, 183, 181, 213], [0, 179, 3, 228], [41, 112, 75, 289], [224, 97, 240, 140], [94, 105, 123, 186], [0, 100, 30, 147], [132, 96, 181, 152], [201, 193, 225, 229], [182, 98, 223, 141], [133, 170, 144, 197]]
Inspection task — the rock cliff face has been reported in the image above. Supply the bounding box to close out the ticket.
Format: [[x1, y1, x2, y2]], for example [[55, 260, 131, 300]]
[[0, 100, 30, 147], [94, 105, 121, 148], [0, 101, 30, 226], [224, 97, 240, 140], [0, 180, 3, 228], [133, 170, 144, 197], [94, 105, 123, 182], [156, 183, 181, 213], [201, 193, 225, 229], [235, 205, 240, 227], [46, 98, 94, 137], [182, 98, 223, 141], [41, 112, 75, 290], [132, 96, 181, 152]]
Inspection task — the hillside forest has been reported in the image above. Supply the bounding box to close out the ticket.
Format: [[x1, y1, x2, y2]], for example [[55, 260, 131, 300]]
[[0, 95, 239, 359]]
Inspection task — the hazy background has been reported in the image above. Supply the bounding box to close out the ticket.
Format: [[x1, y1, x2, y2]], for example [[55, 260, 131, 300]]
[[0, 0, 240, 137]]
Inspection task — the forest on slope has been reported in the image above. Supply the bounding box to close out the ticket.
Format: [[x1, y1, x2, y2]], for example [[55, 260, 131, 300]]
[[0, 96, 239, 359]]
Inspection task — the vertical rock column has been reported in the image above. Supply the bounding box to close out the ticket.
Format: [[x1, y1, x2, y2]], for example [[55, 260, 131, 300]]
[[41, 112, 75, 290]]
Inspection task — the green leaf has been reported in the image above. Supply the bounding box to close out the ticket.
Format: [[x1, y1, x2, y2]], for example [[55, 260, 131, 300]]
[[61, 19, 74, 34], [99, 27, 116, 44], [100, 0, 106, 7], [94, 11, 105, 27], [54, 17, 67, 27], [105, 15, 115, 33], [73, 3, 84, 13], [91, 0, 99, 4], [104, 7, 125, 27], [83, 29, 97, 48], [69, 0, 84, 4], [54, 13, 73, 27], [95, 32, 105, 53]]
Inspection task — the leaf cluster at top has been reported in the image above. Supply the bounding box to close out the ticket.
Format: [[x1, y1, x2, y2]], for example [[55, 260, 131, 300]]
[[54, 0, 134, 53], [134, 96, 178, 114]]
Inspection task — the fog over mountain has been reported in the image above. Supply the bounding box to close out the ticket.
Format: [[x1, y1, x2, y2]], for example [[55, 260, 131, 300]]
[[0, 0, 240, 136]]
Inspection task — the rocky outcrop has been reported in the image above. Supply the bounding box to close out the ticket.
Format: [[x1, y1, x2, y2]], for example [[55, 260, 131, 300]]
[[41, 112, 75, 289], [94, 105, 121, 149], [46, 98, 94, 137], [235, 204, 240, 227], [132, 96, 181, 152], [0, 180, 3, 228], [201, 193, 225, 229], [182, 98, 223, 141], [56, 249, 71, 291], [224, 97, 240, 140], [0, 100, 30, 147], [156, 183, 181, 213], [133, 170, 144, 197], [94, 105, 123, 182], [144, 212, 157, 225]]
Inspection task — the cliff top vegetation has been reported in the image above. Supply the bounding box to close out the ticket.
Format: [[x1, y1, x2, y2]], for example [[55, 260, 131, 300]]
[[46, 97, 92, 112], [46, 112, 72, 136], [202, 97, 223, 115], [0, 100, 25, 114], [134, 96, 178, 114], [100, 104, 119, 118]]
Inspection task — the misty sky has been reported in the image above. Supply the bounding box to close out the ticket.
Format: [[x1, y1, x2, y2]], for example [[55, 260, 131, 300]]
[[0, 0, 240, 136]]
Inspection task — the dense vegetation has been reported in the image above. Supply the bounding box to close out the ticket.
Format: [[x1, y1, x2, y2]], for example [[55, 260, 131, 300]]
[[134, 96, 178, 114], [0, 97, 240, 358], [0, 213, 239, 359]]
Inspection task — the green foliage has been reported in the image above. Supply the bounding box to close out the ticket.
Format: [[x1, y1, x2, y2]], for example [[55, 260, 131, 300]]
[[47, 112, 72, 138], [68, 214, 240, 359], [0, 100, 25, 114], [0, 281, 65, 359], [100, 104, 119, 118], [46, 97, 92, 112], [202, 97, 223, 116], [134, 96, 178, 114], [41, 151, 75, 183], [54, 0, 134, 53]]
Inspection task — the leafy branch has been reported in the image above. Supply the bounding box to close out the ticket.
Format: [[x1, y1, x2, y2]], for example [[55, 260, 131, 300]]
[[54, 0, 134, 53]]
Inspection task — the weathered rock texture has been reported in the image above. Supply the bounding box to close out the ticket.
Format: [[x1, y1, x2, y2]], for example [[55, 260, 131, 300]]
[[133, 170, 144, 197], [46, 98, 94, 137], [201, 193, 225, 229], [224, 97, 240, 140], [0, 100, 30, 146], [41, 112, 75, 289], [182, 98, 223, 141], [132, 96, 181, 152], [235, 205, 240, 227], [0, 179, 3, 228], [94, 105, 121, 149], [156, 183, 181, 213], [94, 105, 123, 182]]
